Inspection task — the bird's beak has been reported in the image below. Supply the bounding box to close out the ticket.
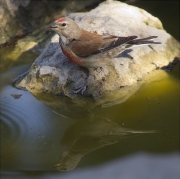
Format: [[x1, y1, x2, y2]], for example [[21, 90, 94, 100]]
[[49, 23, 58, 29], [45, 23, 58, 34]]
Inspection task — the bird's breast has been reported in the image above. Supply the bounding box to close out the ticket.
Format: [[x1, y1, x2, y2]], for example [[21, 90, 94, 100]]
[[60, 45, 83, 66]]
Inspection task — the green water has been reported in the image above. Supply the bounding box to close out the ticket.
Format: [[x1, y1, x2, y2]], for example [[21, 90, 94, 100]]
[[0, 0, 179, 177]]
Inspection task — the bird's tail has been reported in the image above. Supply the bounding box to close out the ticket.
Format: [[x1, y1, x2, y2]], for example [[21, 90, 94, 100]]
[[92, 36, 161, 55], [125, 36, 161, 48]]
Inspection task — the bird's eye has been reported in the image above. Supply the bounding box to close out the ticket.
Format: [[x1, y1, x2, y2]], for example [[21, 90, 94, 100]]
[[62, 23, 66, 26]]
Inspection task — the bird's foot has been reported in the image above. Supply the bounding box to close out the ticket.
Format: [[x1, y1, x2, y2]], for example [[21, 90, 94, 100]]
[[73, 67, 90, 94], [74, 78, 88, 94]]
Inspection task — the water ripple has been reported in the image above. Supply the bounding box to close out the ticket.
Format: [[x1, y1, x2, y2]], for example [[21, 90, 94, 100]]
[[1, 102, 32, 142], [0, 96, 52, 160]]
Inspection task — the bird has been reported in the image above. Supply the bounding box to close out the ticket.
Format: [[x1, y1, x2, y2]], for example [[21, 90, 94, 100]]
[[47, 17, 161, 94]]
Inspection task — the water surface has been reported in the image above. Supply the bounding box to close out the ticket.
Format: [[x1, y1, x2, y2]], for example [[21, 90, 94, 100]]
[[0, 0, 179, 178]]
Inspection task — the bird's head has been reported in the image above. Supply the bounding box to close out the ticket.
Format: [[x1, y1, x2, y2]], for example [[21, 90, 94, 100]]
[[47, 17, 81, 39]]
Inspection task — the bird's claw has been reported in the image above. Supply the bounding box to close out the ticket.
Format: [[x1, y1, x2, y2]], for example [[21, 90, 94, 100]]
[[74, 85, 87, 94], [73, 78, 88, 94], [72, 67, 89, 94]]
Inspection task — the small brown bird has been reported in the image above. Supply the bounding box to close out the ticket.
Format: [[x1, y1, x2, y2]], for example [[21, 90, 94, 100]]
[[47, 17, 160, 94]]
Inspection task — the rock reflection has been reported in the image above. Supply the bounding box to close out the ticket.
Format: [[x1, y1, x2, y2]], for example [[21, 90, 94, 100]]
[[52, 116, 156, 171], [32, 83, 141, 118]]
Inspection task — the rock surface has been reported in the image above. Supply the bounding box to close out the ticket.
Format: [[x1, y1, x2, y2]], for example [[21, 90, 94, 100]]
[[0, 0, 102, 45], [19, 0, 180, 98]]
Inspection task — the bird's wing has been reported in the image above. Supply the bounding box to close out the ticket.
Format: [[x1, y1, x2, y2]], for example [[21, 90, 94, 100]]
[[70, 31, 138, 57], [97, 35, 138, 53], [69, 30, 103, 57]]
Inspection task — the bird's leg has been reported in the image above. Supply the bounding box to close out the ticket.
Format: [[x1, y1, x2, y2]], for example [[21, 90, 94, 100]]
[[74, 67, 90, 94]]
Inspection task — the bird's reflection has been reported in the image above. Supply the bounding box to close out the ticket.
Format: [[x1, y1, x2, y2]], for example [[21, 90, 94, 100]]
[[31, 86, 156, 171], [51, 116, 156, 171]]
